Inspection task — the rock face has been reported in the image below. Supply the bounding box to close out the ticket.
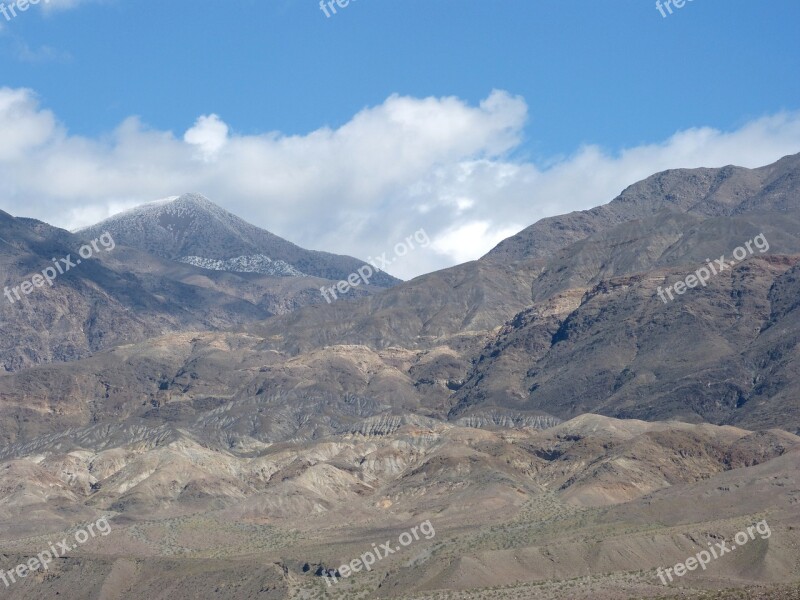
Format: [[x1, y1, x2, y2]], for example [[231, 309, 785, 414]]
[[449, 255, 800, 431]]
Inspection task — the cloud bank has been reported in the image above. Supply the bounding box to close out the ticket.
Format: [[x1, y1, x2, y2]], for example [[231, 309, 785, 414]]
[[0, 86, 799, 278]]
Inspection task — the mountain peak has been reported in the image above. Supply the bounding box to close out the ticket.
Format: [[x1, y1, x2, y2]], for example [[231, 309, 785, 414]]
[[484, 151, 800, 263], [105, 192, 226, 222], [164, 192, 218, 210], [76, 194, 401, 286]]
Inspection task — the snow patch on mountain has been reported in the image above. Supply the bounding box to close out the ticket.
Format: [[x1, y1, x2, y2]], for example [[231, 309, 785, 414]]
[[178, 254, 307, 277]]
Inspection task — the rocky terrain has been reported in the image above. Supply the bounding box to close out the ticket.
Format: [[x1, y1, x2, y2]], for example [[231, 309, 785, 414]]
[[1, 155, 800, 598], [0, 196, 397, 373], [0, 416, 798, 599]]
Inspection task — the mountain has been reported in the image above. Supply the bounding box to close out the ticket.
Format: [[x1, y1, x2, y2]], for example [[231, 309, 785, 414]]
[[0, 205, 385, 372], [76, 193, 400, 286], [485, 152, 800, 264], [448, 156, 800, 430], [0, 208, 267, 371], [243, 155, 800, 431], [3, 155, 800, 434]]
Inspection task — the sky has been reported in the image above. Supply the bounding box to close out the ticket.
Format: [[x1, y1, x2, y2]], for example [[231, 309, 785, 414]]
[[0, 0, 799, 278]]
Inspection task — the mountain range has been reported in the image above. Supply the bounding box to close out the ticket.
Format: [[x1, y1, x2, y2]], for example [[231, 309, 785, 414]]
[[1, 154, 799, 599]]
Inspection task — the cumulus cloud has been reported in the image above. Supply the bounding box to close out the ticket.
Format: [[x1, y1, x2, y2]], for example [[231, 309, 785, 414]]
[[0, 88, 58, 161], [0, 86, 799, 279], [184, 114, 229, 160]]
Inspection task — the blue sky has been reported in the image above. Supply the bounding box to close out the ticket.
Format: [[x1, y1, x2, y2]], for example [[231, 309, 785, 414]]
[[0, 0, 799, 277]]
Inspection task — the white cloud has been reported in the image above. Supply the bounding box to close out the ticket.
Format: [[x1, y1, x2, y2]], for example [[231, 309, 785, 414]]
[[0, 88, 57, 161], [184, 114, 229, 160], [432, 221, 522, 265], [0, 86, 799, 279]]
